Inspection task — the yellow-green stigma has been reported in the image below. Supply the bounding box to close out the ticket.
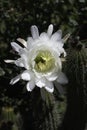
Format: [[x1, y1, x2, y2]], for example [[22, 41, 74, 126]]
[[34, 50, 55, 73]]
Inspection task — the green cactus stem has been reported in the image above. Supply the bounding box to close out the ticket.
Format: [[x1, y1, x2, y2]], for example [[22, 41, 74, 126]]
[[24, 88, 66, 130], [61, 42, 87, 130]]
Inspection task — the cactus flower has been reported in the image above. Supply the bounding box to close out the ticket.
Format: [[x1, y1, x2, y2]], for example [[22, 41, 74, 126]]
[[5, 24, 68, 93]]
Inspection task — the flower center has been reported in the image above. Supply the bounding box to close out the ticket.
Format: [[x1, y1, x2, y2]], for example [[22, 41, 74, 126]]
[[34, 50, 55, 73]]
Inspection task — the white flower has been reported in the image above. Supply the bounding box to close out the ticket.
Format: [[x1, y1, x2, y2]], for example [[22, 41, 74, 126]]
[[5, 24, 68, 93]]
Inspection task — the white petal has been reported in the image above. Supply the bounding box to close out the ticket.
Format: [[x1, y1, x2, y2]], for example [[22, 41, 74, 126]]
[[21, 71, 31, 81], [31, 25, 39, 39], [26, 80, 35, 91], [36, 81, 45, 88], [8, 58, 27, 70], [11, 42, 22, 52], [18, 49, 29, 69], [10, 75, 20, 85], [40, 32, 49, 41], [46, 73, 58, 81], [27, 37, 34, 44], [58, 47, 66, 57], [47, 24, 53, 37], [51, 30, 62, 41], [17, 38, 27, 47], [21, 55, 29, 69], [35, 78, 45, 88], [19, 47, 27, 56], [15, 58, 24, 67], [27, 37, 34, 48], [4, 60, 15, 63], [56, 72, 68, 84], [45, 81, 54, 93]]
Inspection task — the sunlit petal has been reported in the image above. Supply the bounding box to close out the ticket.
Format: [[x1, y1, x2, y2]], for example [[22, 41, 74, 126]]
[[31, 25, 39, 39], [51, 30, 62, 41], [45, 80, 54, 93], [11, 42, 22, 52], [40, 32, 49, 41], [17, 38, 27, 47], [10, 75, 20, 85], [26, 80, 35, 91], [36, 78, 46, 88], [47, 24, 53, 37], [21, 71, 31, 81], [4, 60, 15, 63]]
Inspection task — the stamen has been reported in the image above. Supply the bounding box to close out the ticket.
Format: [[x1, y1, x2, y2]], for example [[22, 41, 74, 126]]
[[34, 50, 55, 73]]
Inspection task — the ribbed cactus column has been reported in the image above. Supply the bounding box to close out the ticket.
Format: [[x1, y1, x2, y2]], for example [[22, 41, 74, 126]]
[[25, 88, 66, 130], [61, 41, 87, 130], [40, 89, 66, 130]]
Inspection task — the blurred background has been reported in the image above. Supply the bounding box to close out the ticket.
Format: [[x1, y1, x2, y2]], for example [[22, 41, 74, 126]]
[[0, 0, 87, 130]]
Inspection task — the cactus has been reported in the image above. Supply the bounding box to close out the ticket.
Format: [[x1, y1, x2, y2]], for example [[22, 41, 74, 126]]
[[0, 107, 23, 130], [61, 40, 87, 130], [66, 42, 87, 104], [26, 88, 66, 130], [40, 89, 66, 130]]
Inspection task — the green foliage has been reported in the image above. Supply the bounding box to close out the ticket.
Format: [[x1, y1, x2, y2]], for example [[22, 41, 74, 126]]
[[0, 67, 5, 76], [0, 107, 23, 130], [0, 0, 87, 42]]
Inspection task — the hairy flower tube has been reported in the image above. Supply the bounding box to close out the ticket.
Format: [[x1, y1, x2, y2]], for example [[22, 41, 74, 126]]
[[5, 24, 68, 93]]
